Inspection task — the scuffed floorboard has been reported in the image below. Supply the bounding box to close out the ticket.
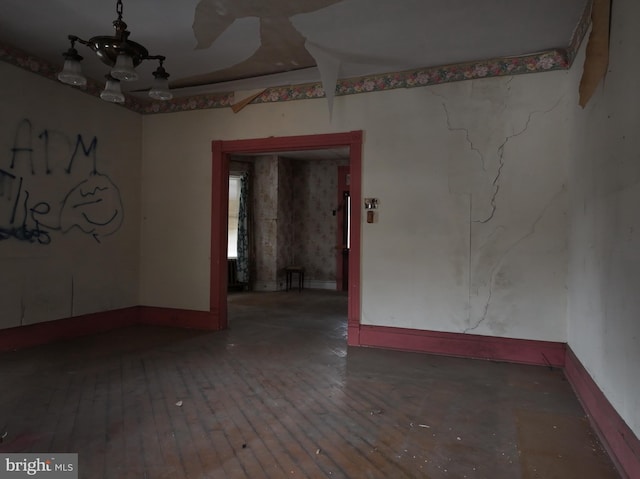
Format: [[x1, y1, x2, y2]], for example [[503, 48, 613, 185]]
[[0, 290, 619, 478]]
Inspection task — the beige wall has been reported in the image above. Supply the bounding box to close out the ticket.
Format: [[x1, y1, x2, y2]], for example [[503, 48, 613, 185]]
[[140, 68, 572, 343], [567, 0, 640, 437], [0, 62, 141, 328]]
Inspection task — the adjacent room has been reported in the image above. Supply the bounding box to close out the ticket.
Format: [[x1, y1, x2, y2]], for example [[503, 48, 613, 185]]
[[0, 0, 638, 477]]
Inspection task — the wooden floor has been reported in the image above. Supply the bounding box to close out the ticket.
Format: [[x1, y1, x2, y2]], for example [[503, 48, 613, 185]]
[[0, 290, 620, 478]]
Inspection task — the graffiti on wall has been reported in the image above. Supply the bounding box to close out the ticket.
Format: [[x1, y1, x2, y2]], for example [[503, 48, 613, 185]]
[[0, 119, 124, 244]]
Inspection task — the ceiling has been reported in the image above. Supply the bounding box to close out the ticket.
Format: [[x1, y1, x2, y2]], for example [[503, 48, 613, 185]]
[[0, 0, 589, 100]]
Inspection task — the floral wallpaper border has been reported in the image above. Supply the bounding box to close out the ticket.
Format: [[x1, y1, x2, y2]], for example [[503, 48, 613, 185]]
[[255, 49, 570, 105], [1, 0, 591, 115], [567, 0, 593, 66]]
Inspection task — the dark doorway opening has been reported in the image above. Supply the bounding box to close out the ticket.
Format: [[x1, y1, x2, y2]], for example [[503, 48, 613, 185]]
[[210, 132, 363, 345]]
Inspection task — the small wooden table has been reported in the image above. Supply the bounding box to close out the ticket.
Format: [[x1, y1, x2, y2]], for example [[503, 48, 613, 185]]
[[285, 266, 304, 292]]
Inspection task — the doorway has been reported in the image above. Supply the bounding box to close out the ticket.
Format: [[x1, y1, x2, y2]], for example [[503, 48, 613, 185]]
[[210, 132, 363, 345]]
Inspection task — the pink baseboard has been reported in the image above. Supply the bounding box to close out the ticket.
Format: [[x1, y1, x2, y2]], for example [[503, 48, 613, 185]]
[[564, 347, 640, 479], [356, 324, 566, 367], [0, 307, 139, 352], [138, 306, 219, 330]]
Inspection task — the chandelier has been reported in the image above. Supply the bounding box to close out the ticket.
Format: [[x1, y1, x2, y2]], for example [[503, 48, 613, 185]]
[[57, 0, 172, 103]]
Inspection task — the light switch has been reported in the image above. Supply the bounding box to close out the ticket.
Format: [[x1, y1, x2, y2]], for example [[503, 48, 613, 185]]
[[364, 198, 379, 209]]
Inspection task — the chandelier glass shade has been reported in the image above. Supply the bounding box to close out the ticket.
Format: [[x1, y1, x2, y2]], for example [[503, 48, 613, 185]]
[[100, 75, 125, 103], [57, 0, 172, 102]]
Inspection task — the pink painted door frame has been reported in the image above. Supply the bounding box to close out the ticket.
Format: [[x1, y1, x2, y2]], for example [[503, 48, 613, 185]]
[[336, 165, 350, 292], [211, 131, 363, 345]]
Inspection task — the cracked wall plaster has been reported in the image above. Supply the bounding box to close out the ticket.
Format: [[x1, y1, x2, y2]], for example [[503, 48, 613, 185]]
[[435, 74, 570, 338]]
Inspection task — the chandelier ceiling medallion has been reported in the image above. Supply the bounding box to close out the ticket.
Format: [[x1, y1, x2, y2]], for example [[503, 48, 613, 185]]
[[57, 0, 172, 103]]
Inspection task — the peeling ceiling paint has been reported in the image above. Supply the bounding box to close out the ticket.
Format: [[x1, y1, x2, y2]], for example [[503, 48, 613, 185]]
[[0, 0, 591, 108]]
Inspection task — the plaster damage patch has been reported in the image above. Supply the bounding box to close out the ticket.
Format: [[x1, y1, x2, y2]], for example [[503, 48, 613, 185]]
[[434, 79, 566, 335], [183, 0, 342, 88], [179, 0, 588, 98], [465, 187, 566, 334], [304, 41, 341, 117]]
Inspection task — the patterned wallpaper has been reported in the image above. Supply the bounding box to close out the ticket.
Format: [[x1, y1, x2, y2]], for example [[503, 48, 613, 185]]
[[277, 158, 295, 276], [292, 159, 347, 283], [252, 155, 279, 287], [248, 155, 347, 289]]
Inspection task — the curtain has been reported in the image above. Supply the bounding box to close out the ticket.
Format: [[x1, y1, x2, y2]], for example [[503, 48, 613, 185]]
[[236, 172, 250, 283]]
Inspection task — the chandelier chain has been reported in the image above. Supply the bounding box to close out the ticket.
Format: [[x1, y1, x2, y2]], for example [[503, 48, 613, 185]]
[[116, 0, 123, 20]]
